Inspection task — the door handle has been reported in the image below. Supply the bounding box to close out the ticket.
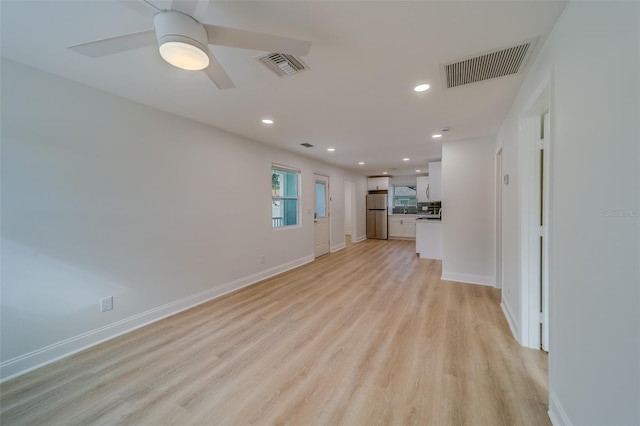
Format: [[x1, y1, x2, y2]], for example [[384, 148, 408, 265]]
[[426, 184, 430, 200]]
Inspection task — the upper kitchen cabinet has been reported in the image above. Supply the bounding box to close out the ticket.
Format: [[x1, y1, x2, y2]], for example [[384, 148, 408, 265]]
[[417, 176, 430, 203], [428, 161, 442, 201], [367, 177, 390, 191]]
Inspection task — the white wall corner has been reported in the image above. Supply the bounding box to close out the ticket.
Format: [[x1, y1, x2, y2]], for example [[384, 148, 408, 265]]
[[352, 234, 367, 243], [501, 299, 521, 343], [330, 242, 346, 253], [0, 254, 314, 382], [548, 391, 572, 426], [441, 271, 495, 287]]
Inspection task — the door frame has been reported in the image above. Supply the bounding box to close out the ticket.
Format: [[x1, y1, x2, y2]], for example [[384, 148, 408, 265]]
[[313, 173, 330, 258], [518, 76, 552, 350], [495, 148, 503, 289]]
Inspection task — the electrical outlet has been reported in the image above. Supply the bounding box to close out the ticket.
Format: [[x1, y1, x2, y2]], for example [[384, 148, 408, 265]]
[[260, 255, 265, 264], [100, 296, 113, 312]]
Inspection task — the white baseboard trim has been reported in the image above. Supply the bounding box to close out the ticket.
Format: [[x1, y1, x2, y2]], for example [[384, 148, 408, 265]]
[[331, 242, 346, 253], [352, 235, 367, 243], [548, 391, 572, 426], [0, 255, 314, 382], [501, 300, 520, 343], [441, 271, 495, 287]]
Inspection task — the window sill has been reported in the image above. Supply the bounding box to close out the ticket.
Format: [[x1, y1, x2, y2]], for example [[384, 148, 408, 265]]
[[272, 224, 302, 232]]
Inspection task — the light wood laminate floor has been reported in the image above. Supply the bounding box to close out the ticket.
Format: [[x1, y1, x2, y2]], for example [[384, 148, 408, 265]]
[[0, 239, 549, 425]]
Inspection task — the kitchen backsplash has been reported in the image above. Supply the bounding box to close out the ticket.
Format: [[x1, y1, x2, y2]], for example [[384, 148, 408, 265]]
[[392, 206, 418, 214], [417, 201, 442, 214]]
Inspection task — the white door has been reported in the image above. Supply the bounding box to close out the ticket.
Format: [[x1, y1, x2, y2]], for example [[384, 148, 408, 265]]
[[314, 174, 330, 258]]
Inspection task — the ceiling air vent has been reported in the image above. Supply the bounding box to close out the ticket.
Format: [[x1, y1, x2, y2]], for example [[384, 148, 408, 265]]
[[442, 38, 537, 89], [258, 53, 309, 78], [300, 143, 314, 148]]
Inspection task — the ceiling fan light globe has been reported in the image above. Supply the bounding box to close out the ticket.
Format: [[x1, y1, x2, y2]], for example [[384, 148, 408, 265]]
[[159, 41, 209, 71]]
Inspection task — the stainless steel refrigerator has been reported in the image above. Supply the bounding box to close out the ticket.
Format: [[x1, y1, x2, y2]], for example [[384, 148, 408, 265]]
[[366, 193, 388, 239]]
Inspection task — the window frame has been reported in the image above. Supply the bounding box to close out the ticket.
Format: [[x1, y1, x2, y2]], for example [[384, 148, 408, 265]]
[[271, 164, 301, 230]]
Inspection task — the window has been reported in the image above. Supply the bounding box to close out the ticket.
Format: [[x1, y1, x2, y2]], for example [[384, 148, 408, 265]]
[[315, 182, 326, 217], [393, 185, 417, 207], [272, 166, 300, 228]]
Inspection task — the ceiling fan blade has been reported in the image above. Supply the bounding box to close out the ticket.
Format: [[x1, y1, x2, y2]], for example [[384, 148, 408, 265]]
[[203, 49, 235, 89], [117, 0, 160, 17], [170, 0, 209, 22], [203, 24, 311, 56], [68, 30, 157, 58]]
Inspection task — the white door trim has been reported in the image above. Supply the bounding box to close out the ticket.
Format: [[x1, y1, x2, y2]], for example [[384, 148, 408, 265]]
[[541, 112, 551, 352], [517, 75, 552, 350], [495, 148, 503, 289]]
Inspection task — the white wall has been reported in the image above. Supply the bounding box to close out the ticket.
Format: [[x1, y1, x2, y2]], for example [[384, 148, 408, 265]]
[[441, 137, 495, 286], [344, 180, 353, 235], [497, 2, 640, 424], [0, 59, 368, 380], [390, 175, 417, 187]]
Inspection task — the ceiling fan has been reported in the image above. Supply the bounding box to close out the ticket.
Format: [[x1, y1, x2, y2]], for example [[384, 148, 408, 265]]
[[68, 0, 312, 89]]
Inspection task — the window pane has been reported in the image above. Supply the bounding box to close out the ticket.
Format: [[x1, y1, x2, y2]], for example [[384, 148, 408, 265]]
[[272, 171, 283, 197], [284, 172, 297, 198], [393, 185, 417, 207], [315, 182, 326, 217], [272, 199, 282, 227], [281, 199, 298, 226]]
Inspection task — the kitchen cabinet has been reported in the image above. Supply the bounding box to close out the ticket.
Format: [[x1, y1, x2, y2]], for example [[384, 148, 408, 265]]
[[416, 220, 442, 259], [367, 177, 390, 191], [428, 161, 442, 201], [416, 176, 430, 203], [388, 215, 416, 239]]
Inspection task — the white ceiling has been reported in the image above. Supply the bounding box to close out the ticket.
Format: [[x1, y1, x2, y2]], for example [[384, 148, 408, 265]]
[[0, 1, 566, 177]]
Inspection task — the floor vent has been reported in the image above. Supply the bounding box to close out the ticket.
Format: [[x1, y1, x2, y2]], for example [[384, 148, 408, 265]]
[[300, 143, 314, 148], [442, 38, 537, 88], [258, 53, 309, 78]]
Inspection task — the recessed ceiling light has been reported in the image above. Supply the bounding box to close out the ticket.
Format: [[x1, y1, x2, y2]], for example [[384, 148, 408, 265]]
[[327, 147, 336, 152], [416, 169, 421, 173], [261, 119, 274, 124], [414, 84, 430, 92], [432, 134, 442, 138], [382, 172, 388, 175], [402, 158, 410, 161], [358, 162, 365, 165]]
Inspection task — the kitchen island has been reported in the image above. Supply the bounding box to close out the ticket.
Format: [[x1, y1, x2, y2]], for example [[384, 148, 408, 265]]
[[415, 219, 442, 259]]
